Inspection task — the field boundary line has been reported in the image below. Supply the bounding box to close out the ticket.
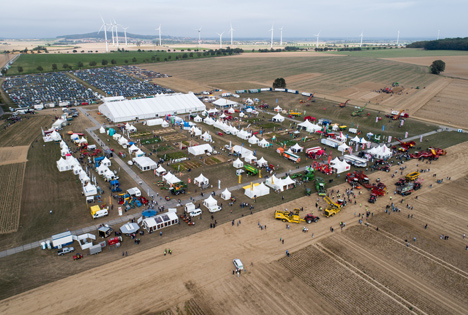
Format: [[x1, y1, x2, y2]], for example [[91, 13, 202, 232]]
[[334, 235, 468, 314], [368, 223, 468, 279], [315, 243, 426, 315]]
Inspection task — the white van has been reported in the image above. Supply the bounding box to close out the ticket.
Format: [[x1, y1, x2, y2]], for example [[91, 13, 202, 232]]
[[189, 209, 202, 217], [233, 259, 244, 270]]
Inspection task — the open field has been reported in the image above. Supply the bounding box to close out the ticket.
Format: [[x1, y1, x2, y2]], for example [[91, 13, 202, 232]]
[[0, 141, 467, 313], [384, 55, 468, 80], [0, 163, 26, 234], [326, 48, 468, 58], [0, 146, 28, 166], [0, 115, 52, 146]]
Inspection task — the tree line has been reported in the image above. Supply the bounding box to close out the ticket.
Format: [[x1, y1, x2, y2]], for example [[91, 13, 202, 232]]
[[407, 37, 468, 51]]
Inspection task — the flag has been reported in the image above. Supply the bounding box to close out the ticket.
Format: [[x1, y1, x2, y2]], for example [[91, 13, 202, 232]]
[[388, 136, 392, 143], [405, 132, 408, 139], [276, 98, 278, 103], [375, 117, 378, 123], [382, 125, 385, 131], [349, 147, 353, 154], [400, 120, 404, 127], [420, 135, 423, 142], [188, 178, 191, 184], [328, 154, 331, 165], [251, 182, 254, 191]]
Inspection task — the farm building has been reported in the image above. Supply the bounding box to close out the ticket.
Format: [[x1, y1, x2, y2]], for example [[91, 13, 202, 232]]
[[188, 144, 213, 156], [98, 93, 206, 123], [132, 156, 157, 171]]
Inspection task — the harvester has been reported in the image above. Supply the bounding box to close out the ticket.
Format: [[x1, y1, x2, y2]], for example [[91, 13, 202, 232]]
[[339, 100, 350, 108], [274, 209, 319, 224], [351, 103, 368, 117], [323, 196, 342, 217], [315, 177, 326, 196]]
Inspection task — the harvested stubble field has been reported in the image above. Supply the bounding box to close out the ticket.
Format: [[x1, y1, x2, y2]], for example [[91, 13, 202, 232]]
[[0, 114, 53, 146], [0, 146, 28, 166], [0, 163, 26, 234]]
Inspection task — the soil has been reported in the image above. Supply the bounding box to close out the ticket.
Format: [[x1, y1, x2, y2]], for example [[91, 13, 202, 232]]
[[0, 146, 29, 166]]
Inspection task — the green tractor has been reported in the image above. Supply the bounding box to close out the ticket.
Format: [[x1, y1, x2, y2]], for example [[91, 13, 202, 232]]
[[315, 177, 326, 196], [351, 103, 368, 117], [302, 168, 315, 182]]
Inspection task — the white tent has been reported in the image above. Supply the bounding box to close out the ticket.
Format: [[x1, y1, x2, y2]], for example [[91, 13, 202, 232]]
[[79, 171, 90, 184], [233, 158, 244, 168], [194, 115, 203, 122], [244, 182, 270, 199], [101, 157, 111, 167], [265, 175, 295, 192], [203, 195, 218, 209], [228, 108, 235, 114], [359, 138, 369, 144], [338, 143, 350, 152], [219, 113, 227, 119], [132, 156, 157, 171], [274, 106, 282, 112], [56, 157, 72, 172], [128, 144, 139, 154], [60, 147, 70, 157], [228, 126, 239, 135], [83, 183, 97, 197], [350, 136, 361, 143], [191, 127, 202, 136], [133, 149, 145, 157], [201, 132, 212, 142], [221, 188, 231, 201], [308, 124, 322, 133], [290, 143, 304, 153], [76, 136, 87, 145], [244, 154, 257, 164], [272, 114, 284, 122], [239, 112, 245, 118], [155, 165, 167, 176], [70, 133, 79, 141], [331, 123, 340, 131], [96, 164, 109, 175], [372, 145, 392, 159], [203, 117, 215, 125], [232, 145, 253, 157], [163, 172, 181, 185], [194, 173, 209, 187], [73, 165, 83, 175], [237, 130, 251, 140], [161, 121, 169, 128], [146, 118, 164, 126], [248, 135, 259, 144], [99, 126, 105, 134], [118, 137, 129, 146], [330, 157, 351, 174], [65, 154, 79, 168], [104, 169, 117, 181], [188, 144, 213, 156], [257, 157, 268, 167], [258, 138, 270, 148], [59, 140, 67, 148], [112, 133, 122, 141], [52, 119, 65, 129]]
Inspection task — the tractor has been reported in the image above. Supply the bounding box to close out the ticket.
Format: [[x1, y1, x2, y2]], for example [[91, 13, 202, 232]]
[[339, 100, 350, 108]]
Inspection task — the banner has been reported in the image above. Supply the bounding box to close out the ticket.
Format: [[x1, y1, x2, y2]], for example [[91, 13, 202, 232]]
[[382, 125, 385, 131], [420, 135, 423, 142], [388, 136, 392, 143], [400, 120, 404, 127], [405, 132, 408, 139], [375, 117, 379, 123]]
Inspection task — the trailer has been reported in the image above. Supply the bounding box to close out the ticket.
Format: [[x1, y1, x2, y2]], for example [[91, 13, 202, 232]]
[[260, 88, 272, 92], [287, 89, 299, 94], [248, 89, 260, 93], [321, 138, 342, 149], [235, 90, 247, 94], [89, 241, 106, 255], [274, 88, 286, 92], [343, 155, 367, 168], [51, 231, 74, 249], [283, 151, 301, 163]]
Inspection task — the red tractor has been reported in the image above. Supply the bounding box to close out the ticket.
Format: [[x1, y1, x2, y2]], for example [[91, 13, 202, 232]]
[[396, 138, 416, 150], [410, 149, 440, 160], [346, 171, 372, 189], [73, 253, 84, 261], [379, 164, 391, 172], [395, 178, 406, 186]]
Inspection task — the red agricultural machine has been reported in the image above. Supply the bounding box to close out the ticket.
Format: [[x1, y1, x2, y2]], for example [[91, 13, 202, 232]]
[[410, 148, 446, 160], [346, 171, 372, 189], [339, 100, 350, 108]]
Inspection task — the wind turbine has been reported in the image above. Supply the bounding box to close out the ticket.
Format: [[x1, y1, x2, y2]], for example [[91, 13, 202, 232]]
[[359, 31, 363, 47], [98, 16, 109, 52], [110, 19, 115, 46], [396, 30, 400, 46], [279, 26, 283, 46], [230, 23, 234, 46], [314, 31, 320, 49], [437, 30, 440, 40], [113, 19, 119, 49], [195, 27, 202, 47], [269, 24, 274, 49], [122, 26, 129, 48], [216, 32, 224, 49], [155, 24, 162, 46]]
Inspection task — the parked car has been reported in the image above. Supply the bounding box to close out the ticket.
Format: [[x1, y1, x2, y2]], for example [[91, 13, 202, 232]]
[[58, 247, 75, 256], [233, 258, 244, 270], [218, 132, 224, 136], [189, 209, 202, 217]]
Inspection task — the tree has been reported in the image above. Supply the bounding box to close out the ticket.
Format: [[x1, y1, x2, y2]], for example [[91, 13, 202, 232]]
[[77, 61, 84, 69], [17, 66, 23, 74], [62, 64, 69, 70], [273, 78, 286, 88], [89, 61, 97, 67], [132, 57, 137, 63], [156, 57, 160, 62], [124, 60, 128, 65], [52, 63, 58, 70], [37, 66, 43, 72], [111, 59, 117, 65], [101, 59, 108, 66], [1, 68, 8, 77], [430, 60, 446, 74]]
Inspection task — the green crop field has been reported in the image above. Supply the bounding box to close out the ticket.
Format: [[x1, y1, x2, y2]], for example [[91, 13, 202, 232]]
[[7, 50, 226, 76], [148, 54, 438, 95], [325, 48, 468, 58]]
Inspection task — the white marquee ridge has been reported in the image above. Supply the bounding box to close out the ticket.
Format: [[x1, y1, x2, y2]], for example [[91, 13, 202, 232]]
[[98, 93, 206, 123]]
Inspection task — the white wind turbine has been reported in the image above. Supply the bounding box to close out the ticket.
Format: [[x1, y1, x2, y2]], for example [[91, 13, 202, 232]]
[[396, 30, 400, 46], [216, 32, 224, 49], [155, 24, 162, 46], [110, 19, 115, 46], [113, 19, 120, 49], [279, 26, 283, 46], [195, 27, 202, 47], [359, 31, 363, 47], [269, 24, 274, 49], [314, 31, 320, 49], [122, 26, 129, 48], [98, 16, 109, 52], [230, 23, 234, 46]]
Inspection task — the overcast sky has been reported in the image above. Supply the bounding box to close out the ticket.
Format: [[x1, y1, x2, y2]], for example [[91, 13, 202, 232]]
[[0, 0, 466, 40]]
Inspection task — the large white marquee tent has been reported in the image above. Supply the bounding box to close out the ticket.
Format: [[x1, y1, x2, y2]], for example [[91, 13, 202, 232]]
[[98, 93, 206, 123]]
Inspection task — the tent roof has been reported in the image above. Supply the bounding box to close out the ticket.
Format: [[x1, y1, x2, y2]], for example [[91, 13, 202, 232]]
[[195, 173, 208, 182], [291, 143, 303, 150], [156, 165, 166, 173], [213, 98, 238, 106], [273, 114, 284, 120]]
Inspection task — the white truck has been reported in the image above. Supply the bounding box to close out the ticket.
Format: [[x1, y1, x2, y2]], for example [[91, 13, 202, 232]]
[[185, 203, 202, 217], [127, 187, 141, 197], [57, 247, 75, 256]]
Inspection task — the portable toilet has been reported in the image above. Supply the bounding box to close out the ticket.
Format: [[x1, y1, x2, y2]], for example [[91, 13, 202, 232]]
[[108, 128, 115, 136], [41, 242, 46, 250]]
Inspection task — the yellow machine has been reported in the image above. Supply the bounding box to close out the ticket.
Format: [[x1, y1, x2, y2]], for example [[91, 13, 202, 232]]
[[289, 110, 302, 117], [274, 209, 304, 224], [405, 171, 420, 181], [323, 196, 341, 217]]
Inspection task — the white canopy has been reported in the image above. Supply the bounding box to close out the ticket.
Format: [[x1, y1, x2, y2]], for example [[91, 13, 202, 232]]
[[146, 118, 164, 126], [104, 169, 117, 181], [232, 145, 252, 157], [112, 133, 122, 140], [331, 123, 339, 131], [118, 137, 129, 146], [244, 182, 270, 199], [163, 172, 181, 184], [257, 157, 268, 167], [99, 126, 105, 134], [265, 175, 295, 192], [221, 188, 231, 200], [233, 158, 244, 168], [60, 147, 70, 156], [258, 138, 270, 148], [132, 156, 157, 171], [201, 132, 212, 142], [155, 165, 167, 176], [350, 136, 361, 143], [194, 115, 203, 122], [194, 173, 209, 187], [337, 143, 350, 152], [203, 195, 218, 208], [290, 143, 304, 153], [191, 127, 202, 136], [96, 164, 109, 175], [79, 171, 90, 184], [161, 121, 169, 128], [244, 154, 257, 163], [274, 106, 282, 112], [248, 135, 259, 144], [128, 144, 139, 153], [228, 108, 235, 114], [83, 183, 97, 197], [59, 140, 67, 148], [272, 114, 284, 122], [188, 143, 213, 156], [73, 164, 84, 175], [203, 117, 215, 125], [219, 113, 226, 119], [134, 149, 145, 157], [101, 157, 111, 166], [330, 158, 351, 174], [237, 129, 251, 140]]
